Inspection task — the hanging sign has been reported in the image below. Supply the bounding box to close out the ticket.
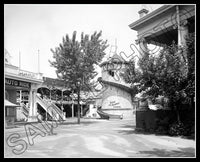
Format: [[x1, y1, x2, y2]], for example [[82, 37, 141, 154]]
[[5, 78, 31, 88]]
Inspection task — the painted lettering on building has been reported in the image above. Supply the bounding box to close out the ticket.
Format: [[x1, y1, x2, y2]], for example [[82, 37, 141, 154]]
[[108, 101, 121, 108], [18, 70, 36, 79], [5, 78, 30, 88]]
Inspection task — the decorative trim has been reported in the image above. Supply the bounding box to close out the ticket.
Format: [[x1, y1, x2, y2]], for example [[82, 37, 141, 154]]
[[129, 5, 174, 30]]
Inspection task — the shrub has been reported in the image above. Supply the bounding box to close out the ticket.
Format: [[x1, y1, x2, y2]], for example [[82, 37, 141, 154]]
[[168, 122, 187, 136]]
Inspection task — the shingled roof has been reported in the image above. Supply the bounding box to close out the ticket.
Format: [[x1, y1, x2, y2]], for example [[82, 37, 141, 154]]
[[99, 53, 129, 67]]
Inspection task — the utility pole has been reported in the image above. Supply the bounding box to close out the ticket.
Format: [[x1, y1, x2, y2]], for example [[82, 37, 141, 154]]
[[19, 51, 21, 70], [38, 50, 40, 73]]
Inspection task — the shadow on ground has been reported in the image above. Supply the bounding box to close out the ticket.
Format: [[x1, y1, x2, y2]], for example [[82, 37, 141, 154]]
[[117, 124, 195, 140], [58, 120, 100, 126], [138, 147, 195, 157]]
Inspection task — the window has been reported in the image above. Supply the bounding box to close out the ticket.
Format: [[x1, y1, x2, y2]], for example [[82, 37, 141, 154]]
[[6, 107, 16, 117], [108, 70, 114, 77]]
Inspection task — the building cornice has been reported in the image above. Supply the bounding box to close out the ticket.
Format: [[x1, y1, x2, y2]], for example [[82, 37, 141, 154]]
[[5, 73, 43, 84], [5, 63, 19, 69], [129, 5, 175, 30]]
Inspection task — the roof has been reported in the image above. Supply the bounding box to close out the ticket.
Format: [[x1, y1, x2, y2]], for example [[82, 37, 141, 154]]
[[100, 79, 132, 93], [111, 54, 125, 62], [99, 53, 129, 67], [129, 5, 174, 31]]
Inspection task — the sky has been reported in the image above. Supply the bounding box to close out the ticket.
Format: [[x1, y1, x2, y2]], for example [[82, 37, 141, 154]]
[[4, 4, 163, 79]]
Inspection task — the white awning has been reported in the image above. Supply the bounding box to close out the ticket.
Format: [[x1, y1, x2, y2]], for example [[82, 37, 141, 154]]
[[4, 100, 19, 107]]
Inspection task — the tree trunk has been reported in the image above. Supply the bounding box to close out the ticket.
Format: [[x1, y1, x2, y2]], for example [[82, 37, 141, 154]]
[[77, 87, 80, 124], [176, 102, 181, 124]]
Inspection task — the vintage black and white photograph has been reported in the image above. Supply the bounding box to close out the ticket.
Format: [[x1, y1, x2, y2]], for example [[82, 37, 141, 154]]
[[4, 4, 196, 158]]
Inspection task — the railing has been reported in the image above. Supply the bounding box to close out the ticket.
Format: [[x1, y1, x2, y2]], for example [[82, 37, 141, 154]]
[[36, 95, 65, 121], [21, 103, 29, 117], [41, 96, 64, 117], [49, 102, 65, 121]]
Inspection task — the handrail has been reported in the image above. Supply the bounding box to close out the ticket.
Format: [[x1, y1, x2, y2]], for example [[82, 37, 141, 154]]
[[50, 103, 65, 120], [36, 95, 65, 120], [51, 103, 63, 114], [36, 95, 57, 120], [21, 103, 29, 113], [20, 103, 29, 117]]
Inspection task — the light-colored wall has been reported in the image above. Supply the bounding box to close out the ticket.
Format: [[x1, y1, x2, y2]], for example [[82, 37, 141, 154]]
[[102, 64, 131, 87], [101, 85, 133, 109], [95, 98, 102, 107]]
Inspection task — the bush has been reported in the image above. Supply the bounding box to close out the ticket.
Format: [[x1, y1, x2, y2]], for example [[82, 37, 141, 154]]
[[168, 122, 188, 136], [155, 116, 170, 134]]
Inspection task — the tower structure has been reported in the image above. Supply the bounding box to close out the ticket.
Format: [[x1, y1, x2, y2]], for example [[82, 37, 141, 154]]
[[99, 51, 135, 119]]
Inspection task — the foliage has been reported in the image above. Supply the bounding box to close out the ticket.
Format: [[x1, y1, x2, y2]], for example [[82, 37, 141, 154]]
[[184, 33, 195, 98], [168, 122, 188, 136], [49, 31, 108, 123], [122, 33, 195, 112], [49, 31, 108, 92]]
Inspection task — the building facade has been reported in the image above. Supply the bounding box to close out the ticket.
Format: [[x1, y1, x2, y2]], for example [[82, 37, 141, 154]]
[[5, 51, 90, 123], [5, 55, 43, 122], [129, 5, 195, 54]]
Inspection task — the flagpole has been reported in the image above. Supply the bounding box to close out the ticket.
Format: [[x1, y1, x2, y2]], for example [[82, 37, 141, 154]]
[[19, 51, 21, 70]]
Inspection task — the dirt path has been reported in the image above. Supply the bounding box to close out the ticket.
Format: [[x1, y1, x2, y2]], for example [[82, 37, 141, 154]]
[[4, 118, 195, 158]]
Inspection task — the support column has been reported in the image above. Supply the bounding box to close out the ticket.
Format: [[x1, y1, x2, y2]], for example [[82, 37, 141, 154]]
[[28, 88, 38, 122], [179, 20, 189, 47], [32, 89, 37, 117], [136, 37, 149, 58], [19, 90, 22, 104], [176, 5, 189, 47], [179, 20, 189, 75], [28, 89, 33, 117]]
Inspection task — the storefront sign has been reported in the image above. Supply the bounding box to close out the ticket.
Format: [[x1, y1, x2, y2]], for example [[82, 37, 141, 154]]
[[5, 78, 30, 88], [18, 70, 36, 79]]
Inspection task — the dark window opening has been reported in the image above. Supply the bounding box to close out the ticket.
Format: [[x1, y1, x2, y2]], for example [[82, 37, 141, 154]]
[[108, 70, 114, 77]]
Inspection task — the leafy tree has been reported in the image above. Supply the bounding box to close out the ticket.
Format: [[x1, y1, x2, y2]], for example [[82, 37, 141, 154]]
[[122, 33, 195, 123], [49, 31, 108, 124]]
